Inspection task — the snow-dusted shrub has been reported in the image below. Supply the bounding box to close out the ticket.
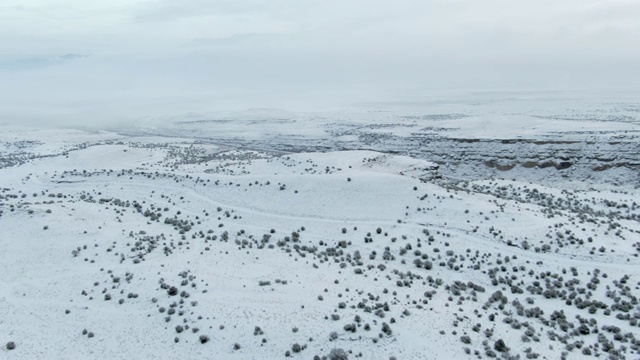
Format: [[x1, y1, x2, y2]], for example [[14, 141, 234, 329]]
[[328, 348, 348, 360], [494, 339, 509, 352]]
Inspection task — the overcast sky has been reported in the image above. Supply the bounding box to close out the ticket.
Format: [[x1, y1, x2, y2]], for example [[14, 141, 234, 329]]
[[1, 0, 639, 126]]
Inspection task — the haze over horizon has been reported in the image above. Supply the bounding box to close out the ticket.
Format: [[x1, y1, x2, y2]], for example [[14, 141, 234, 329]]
[[1, 0, 639, 127]]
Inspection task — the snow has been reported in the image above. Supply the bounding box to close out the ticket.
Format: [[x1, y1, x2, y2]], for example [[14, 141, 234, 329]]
[[1, 106, 639, 360], [426, 114, 639, 139]]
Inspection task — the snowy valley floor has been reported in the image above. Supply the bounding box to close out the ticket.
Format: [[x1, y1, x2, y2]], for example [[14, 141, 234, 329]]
[[1, 127, 639, 360]]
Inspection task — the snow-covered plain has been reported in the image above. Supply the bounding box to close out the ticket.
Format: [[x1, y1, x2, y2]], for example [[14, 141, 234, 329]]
[[1, 99, 640, 359]]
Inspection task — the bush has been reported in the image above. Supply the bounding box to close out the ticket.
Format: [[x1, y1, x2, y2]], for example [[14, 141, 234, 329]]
[[382, 322, 392, 336], [328, 348, 349, 360], [6, 341, 16, 350], [494, 339, 509, 352]]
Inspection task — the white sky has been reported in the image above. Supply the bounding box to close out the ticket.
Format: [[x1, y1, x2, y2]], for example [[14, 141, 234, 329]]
[[1, 0, 639, 126]]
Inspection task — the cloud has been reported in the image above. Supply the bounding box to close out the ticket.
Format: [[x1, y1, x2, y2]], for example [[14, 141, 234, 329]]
[[0, 53, 88, 72], [0, 0, 638, 127], [131, 0, 270, 22]]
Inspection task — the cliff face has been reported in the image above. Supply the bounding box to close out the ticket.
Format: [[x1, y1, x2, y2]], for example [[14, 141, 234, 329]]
[[341, 133, 640, 186]]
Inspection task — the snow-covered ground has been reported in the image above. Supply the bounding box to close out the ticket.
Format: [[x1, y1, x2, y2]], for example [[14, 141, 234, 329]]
[[1, 99, 640, 359]]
